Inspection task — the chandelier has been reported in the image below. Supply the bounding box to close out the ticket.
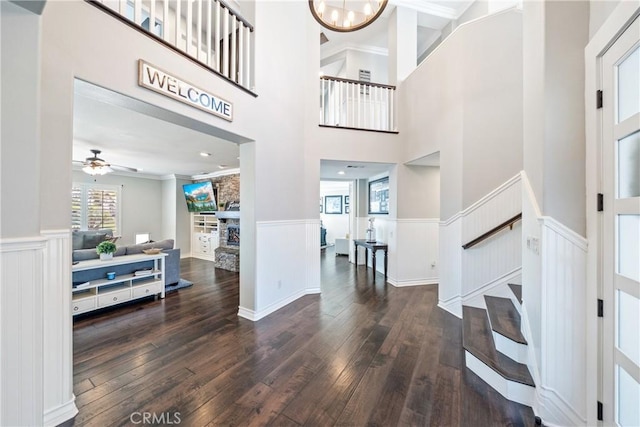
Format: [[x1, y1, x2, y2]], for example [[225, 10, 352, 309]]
[[309, 0, 388, 32]]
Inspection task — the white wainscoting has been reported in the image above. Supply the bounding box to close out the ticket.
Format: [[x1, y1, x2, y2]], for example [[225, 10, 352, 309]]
[[439, 174, 523, 318], [390, 219, 439, 287], [239, 220, 319, 321], [0, 236, 46, 426], [42, 230, 78, 426], [535, 217, 587, 426], [438, 215, 463, 317], [520, 171, 588, 426], [305, 220, 321, 294], [461, 174, 521, 243], [353, 217, 439, 287]]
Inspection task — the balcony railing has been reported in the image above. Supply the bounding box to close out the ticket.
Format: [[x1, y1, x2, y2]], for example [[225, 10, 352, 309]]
[[320, 76, 397, 133], [90, 0, 254, 93]]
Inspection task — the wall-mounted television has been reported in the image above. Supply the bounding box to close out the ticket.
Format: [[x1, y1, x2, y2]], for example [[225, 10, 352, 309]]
[[182, 181, 217, 212]]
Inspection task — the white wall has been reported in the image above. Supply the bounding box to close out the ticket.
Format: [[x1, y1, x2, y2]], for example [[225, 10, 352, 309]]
[[161, 176, 192, 256], [400, 10, 523, 219], [320, 181, 350, 244], [345, 50, 388, 85], [72, 171, 163, 246], [1, 1, 41, 239], [523, 0, 589, 235], [589, 0, 622, 38]]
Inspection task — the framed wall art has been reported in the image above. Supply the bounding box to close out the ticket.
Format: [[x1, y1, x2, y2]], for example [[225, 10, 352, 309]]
[[368, 177, 389, 214], [324, 195, 343, 214]]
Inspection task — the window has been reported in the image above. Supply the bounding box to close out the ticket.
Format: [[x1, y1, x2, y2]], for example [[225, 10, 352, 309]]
[[71, 183, 121, 233]]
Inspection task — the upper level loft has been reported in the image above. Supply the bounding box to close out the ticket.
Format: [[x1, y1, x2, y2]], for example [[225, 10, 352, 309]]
[[89, 0, 255, 93], [87, 0, 521, 133]]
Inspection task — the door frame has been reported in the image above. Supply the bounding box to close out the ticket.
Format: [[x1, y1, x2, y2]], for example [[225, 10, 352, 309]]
[[585, 2, 640, 425]]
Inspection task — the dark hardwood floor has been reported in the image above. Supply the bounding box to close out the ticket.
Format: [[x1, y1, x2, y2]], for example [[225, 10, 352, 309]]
[[68, 249, 535, 426]]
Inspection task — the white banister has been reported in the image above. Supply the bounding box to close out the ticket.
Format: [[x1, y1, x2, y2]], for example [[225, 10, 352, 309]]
[[244, 25, 251, 88], [319, 76, 396, 132], [149, 0, 156, 37], [196, 0, 203, 59], [206, 0, 212, 65], [223, 7, 229, 78], [231, 17, 237, 81], [93, 0, 254, 91], [162, 0, 168, 41], [238, 21, 244, 86], [186, 0, 193, 56]]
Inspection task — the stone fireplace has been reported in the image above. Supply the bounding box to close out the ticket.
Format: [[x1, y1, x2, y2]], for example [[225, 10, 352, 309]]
[[214, 211, 239, 272]]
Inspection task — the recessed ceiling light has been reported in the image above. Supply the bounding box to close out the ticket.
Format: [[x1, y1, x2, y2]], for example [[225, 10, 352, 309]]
[[200, 152, 211, 157], [338, 170, 345, 175]]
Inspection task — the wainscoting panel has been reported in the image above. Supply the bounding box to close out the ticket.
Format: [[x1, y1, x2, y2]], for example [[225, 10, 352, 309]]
[[461, 174, 522, 243], [305, 220, 321, 294], [0, 237, 45, 426], [248, 220, 313, 321], [42, 230, 78, 425], [461, 175, 522, 296], [391, 219, 439, 286], [462, 222, 522, 296], [438, 216, 463, 317], [537, 217, 588, 426]]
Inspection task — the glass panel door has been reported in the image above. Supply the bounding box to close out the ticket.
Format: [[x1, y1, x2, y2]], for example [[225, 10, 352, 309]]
[[602, 16, 640, 426]]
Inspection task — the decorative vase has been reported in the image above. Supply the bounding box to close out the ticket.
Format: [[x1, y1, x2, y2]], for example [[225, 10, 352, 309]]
[[100, 253, 113, 261]]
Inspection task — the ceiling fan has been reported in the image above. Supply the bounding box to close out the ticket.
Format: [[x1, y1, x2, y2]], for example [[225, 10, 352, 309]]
[[74, 149, 138, 176]]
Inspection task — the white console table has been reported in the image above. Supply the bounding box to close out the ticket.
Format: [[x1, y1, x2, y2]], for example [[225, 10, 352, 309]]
[[71, 253, 166, 316]]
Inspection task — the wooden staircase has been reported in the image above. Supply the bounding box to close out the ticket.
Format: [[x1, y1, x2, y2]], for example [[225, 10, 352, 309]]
[[462, 284, 536, 406]]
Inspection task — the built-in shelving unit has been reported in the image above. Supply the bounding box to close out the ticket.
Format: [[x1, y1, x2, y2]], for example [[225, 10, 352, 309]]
[[191, 212, 219, 261], [71, 253, 166, 316]]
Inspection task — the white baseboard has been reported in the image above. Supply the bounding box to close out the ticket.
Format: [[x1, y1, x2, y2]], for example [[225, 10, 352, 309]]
[[387, 277, 438, 287], [536, 385, 587, 427], [43, 395, 78, 426], [465, 351, 535, 407], [238, 288, 321, 322], [438, 297, 462, 318]]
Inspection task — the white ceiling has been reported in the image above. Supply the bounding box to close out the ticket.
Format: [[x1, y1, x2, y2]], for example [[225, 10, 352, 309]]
[[320, 159, 392, 180], [72, 1, 464, 179], [73, 82, 241, 178]]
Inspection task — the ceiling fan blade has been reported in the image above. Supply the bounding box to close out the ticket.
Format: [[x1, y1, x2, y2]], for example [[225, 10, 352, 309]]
[[111, 164, 139, 173]]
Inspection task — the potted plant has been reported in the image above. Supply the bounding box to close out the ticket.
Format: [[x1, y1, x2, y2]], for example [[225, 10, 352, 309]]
[[96, 241, 117, 261], [218, 201, 225, 211]]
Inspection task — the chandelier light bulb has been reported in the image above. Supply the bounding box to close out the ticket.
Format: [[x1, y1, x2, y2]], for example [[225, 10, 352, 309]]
[[364, 3, 372, 16], [317, 1, 325, 16], [347, 10, 355, 23], [331, 9, 339, 24]]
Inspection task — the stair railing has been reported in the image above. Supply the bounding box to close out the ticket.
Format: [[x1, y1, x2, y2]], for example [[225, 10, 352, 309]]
[[319, 76, 397, 133], [88, 0, 254, 93], [462, 213, 522, 250]]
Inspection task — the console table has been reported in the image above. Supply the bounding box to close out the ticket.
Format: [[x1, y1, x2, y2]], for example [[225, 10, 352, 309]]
[[353, 239, 388, 280], [71, 253, 166, 316]]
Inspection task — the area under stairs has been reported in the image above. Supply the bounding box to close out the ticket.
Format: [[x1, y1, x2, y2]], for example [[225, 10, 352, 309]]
[[463, 284, 536, 407]]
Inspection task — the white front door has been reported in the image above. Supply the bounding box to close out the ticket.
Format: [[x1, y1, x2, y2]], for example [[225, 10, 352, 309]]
[[601, 15, 640, 427]]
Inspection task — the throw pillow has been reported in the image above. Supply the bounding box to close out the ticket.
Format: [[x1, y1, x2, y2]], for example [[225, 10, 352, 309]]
[[82, 233, 107, 249]]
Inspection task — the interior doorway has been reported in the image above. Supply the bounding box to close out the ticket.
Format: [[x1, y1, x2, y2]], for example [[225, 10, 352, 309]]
[[599, 15, 639, 427]]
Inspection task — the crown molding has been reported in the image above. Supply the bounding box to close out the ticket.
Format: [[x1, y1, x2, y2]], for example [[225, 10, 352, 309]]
[[389, 0, 459, 20], [191, 168, 240, 180]]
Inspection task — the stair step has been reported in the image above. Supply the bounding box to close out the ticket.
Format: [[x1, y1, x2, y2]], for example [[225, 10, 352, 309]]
[[463, 306, 534, 387], [508, 283, 522, 304], [484, 296, 527, 344]]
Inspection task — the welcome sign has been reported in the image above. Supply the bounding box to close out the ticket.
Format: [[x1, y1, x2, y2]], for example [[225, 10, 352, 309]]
[[138, 60, 233, 122]]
